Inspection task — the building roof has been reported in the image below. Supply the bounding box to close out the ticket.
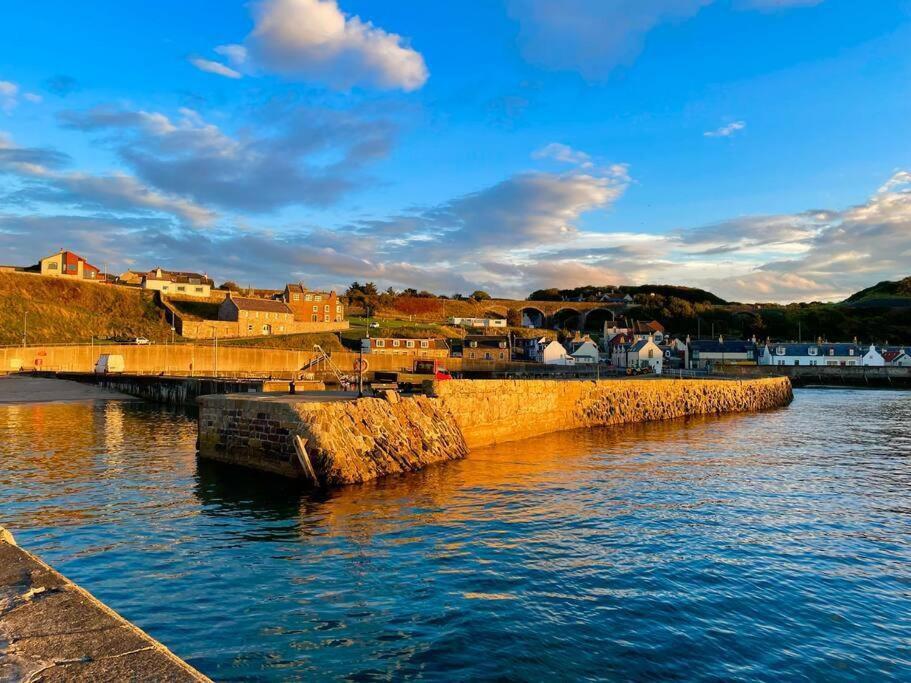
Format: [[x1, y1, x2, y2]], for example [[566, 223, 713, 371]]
[[629, 339, 656, 352], [764, 342, 861, 356], [146, 269, 214, 286], [882, 350, 906, 362], [691, 339, 757, 354], [227, 296, 293, 314]]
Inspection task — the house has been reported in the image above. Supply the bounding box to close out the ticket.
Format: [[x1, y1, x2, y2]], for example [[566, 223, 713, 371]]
[[603, 324, 632, 345], [599, 292, 633, 305], [278, 283, 345, 323], [689, 338, 758, 370], [217, 294, 294, 336], [118, 270, 145, 286], [570, 340, 600, 364], [606, 332, 635, 364], [630, 320, 665, 344], [143, 268, 213, 298], [449, 317, 508, 329], [660, 338, 689, 370], [614, 337, 663, 373], [513, 336, 549, 362], [367, 337, 450, 358], [39, 249, 100, 280], [542, 340, 574, 365], [861, 345, 885, 367], [882, 348, 911, 367], [461, 335, 511, 362], [758, 342, 862, 367]]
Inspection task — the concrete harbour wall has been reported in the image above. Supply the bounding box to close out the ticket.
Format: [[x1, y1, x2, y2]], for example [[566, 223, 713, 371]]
[[198, 377, 793, 485]]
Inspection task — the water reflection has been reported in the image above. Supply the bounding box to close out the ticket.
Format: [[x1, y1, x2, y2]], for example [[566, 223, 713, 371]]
[[1, 390, 911, 681]]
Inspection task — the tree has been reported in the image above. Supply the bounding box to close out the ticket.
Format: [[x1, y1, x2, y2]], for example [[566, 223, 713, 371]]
[[507, 308, 522, 327], [218, 281, 241, 291], [470, 290, 491, 301], [528, 288, 562, 301]]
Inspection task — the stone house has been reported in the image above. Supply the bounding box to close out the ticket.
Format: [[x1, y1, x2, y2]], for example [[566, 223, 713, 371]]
[[218, 294, 295, 336], [462, 335, 511, 362], [366, 337, 450, 358], [39, 249, 100, 280], [278, 283, 345, 323]]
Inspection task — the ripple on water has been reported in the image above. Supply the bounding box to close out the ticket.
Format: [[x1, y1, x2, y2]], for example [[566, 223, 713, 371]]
[[1, 389, 911, 680]]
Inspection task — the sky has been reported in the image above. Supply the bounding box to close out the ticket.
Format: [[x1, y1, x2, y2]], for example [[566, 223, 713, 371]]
[[1, 0, 910, 302]]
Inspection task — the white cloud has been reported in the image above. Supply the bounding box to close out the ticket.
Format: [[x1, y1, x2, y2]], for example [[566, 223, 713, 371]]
[[0, 81, 20, 112], [194, 0, 428, 92], [189, 56, 242, 79], [704, 121, 746, 138], [533, 143, 595, 169]]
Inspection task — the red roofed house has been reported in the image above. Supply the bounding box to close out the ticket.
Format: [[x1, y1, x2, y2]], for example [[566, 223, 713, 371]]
[[39, 249, 100, 280]]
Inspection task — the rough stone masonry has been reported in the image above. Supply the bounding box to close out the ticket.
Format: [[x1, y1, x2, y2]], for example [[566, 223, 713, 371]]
[[197, 377, 793, 486]]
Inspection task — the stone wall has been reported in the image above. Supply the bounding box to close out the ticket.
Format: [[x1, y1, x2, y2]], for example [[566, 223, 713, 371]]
[[198, 377, 792, 485], [198, 393, 468, 484], [431, 377, 794, 448]]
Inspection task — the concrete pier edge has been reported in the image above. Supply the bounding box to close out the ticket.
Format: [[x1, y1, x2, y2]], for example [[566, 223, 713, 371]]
[[0, 527, 210, 682]]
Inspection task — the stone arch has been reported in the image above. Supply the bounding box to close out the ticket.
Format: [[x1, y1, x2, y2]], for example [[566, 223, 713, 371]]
[[519, 306, 546, 328], [551, 307, 583, 330], [582, 307, 616, 333]]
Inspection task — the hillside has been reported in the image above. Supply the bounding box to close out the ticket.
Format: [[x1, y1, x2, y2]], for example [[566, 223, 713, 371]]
[[528, 284, 727, 305], [0, 272, 173, 345], [843, 277, 911, 307]]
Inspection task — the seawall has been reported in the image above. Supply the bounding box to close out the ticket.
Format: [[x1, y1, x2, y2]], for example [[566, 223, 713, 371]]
[[198, 377, 792, 485], [0, 529, 209, 681]]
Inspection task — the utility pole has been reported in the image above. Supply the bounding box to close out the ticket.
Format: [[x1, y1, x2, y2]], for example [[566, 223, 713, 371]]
[[214, 328, 218, 378], [798, 320, 802, 343], [22, 311, 27, 348]]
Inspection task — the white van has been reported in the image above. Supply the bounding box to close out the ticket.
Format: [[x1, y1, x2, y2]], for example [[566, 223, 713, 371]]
[[94, 354, 125, 374]]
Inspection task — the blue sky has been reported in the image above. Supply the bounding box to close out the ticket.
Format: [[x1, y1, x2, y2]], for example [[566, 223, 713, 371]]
[[1, 0, 910, 301]]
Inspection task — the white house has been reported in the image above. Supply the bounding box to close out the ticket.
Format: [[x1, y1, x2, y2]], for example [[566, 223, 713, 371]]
[[759, 343, 862, 367], [861, 345, 886, 367], [614, 337, 663, 374], [570, 340, 600, 364], [883, 348, 911, 367], [449, 317, 507, 329], [542, 340, 574, 365], [142, 268, 213, 298]]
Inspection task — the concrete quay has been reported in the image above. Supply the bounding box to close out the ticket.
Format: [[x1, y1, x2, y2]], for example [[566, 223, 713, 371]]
[[198, 377, 793, 486], [0, 530, 209, 682]]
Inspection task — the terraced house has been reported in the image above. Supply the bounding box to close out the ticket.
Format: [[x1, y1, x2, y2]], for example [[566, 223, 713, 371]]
[[218, 294, 295, 336], [366, 337, 450, 358], [278, 283, 345, 323]]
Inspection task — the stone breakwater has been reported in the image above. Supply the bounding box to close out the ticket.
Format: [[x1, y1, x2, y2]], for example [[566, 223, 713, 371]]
[[433, 377, 794, 449], [197, 378, 792, 485]]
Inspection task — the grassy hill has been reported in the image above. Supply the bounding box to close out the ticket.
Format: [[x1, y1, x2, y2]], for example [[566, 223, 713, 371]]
[[843, 276, 911, 307], [0, 271, 173, 345]]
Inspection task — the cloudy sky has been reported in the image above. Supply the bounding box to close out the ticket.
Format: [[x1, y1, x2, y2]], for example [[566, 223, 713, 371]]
[[1, 0, 910, 302]]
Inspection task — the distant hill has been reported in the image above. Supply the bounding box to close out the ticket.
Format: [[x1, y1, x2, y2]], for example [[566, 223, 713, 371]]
[[843, 277, 911, 307], [528, 284, 727, 305], [0, 271, 173, 345]]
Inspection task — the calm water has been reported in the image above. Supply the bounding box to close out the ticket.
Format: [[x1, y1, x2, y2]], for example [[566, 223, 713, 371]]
[[2, 389, 911, 681]]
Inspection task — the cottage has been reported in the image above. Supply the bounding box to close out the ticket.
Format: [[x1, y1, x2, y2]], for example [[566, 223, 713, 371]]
[[861, 345, 886, 367], [883, 348, 911, 367], [367, 337, 450, 358], [461, 335, 511, 362], [448, 317, 507, 329], [39, 249, 100, 280], [278, 283, 345, 323], [218, 294, 294, 336], [570, 340, 600, 364], [630, 320, 665, 344], [542, 340, 573, 365], [615, 338, 663, 374], [758, 342, 862, 367], [513, 336, 549, 362], [143, 268, 213, 298], [689, 338, 758, 370]]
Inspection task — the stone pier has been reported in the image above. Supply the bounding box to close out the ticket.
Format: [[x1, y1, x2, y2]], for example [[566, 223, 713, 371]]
[[0, 530, 209, 681], [198, 377, 793, 486]]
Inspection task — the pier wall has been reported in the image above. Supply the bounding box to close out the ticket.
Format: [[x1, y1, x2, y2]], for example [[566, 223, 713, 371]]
[[198, 377, 792, 485], [433, 377, 793, 448]]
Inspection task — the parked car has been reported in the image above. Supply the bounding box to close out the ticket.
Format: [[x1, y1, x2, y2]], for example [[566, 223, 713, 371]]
[[133, 337, 151, 345], [369, 322, 380, 329]]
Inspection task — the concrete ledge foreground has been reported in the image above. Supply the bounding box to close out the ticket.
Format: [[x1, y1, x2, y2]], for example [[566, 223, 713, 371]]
[[0, 534, 209, 682]]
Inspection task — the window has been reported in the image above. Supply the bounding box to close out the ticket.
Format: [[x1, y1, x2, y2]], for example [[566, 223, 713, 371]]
[[324, 304, 330, 312], [312, 305, 318, 312], [336, 305, 343, 312], [47, 262, 58, 270], [292, 293, 300, 301], [809, 347, 818, 356], [305, 294, 313, 301], [376, 339, 385, 348], [468, 351, 475, 359], [498, 352, 505, 360], [776, 346, 786, 355], [406, 340, 415, 348], [393, 340, 401, 347], [849, 349, 855, 356], [311, 314, 317, 322], [247, 324, 253, 331], [485, 352, 492, 360], [177, 286, 186, 292], [420, 340, 429, 349], [324, 315, 329, 322], [648, 350, 654, 359], [315, 295, 322, 301], [195, 287, 203, 293], [828, 349, 835, 356]]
